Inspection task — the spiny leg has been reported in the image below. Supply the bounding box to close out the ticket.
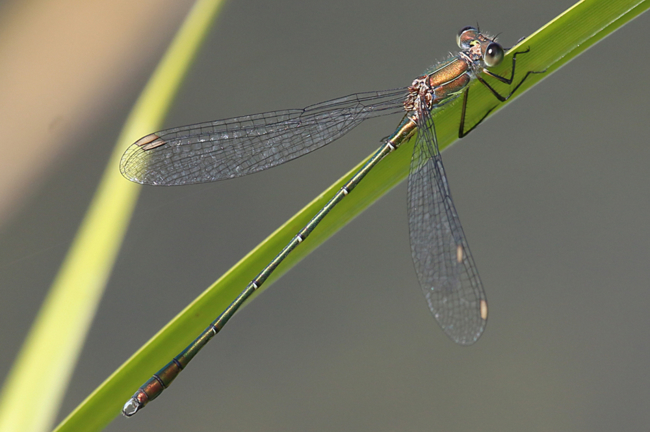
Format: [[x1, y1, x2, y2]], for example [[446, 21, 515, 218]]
[[482, 48, 531, 86], [459, 48, 545, 137], [458, 88, 497, 138], [476, 48, 546, 102]]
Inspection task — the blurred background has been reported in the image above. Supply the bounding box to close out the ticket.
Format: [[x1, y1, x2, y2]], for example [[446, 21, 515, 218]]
[[1, 0, 649, 431]]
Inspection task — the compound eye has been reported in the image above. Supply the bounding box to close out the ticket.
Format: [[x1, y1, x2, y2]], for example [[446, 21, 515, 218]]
[[457, 26, 478, 49], [484, 42, 504, 67]]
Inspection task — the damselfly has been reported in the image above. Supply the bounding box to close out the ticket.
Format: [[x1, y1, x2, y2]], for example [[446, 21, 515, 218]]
[[120, 26, 543, 416]]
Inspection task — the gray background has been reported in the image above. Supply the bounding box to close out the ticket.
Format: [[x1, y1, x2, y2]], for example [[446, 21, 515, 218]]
[[2, 0, 650, 431]]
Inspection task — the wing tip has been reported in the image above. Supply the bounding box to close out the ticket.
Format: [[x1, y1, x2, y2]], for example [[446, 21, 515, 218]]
[[448, 301, 489, 346], [118, 133, 167, 185]]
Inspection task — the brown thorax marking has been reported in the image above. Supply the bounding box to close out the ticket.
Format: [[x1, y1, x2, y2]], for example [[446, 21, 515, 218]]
[[404, 75, 434, 117]]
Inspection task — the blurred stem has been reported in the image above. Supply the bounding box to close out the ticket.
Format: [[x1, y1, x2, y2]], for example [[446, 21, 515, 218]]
[[0, 1, 227, 432]]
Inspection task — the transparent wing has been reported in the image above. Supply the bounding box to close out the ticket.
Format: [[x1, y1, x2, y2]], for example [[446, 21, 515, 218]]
[[407, 106, 488, 345], [120, 88, 407, 185]]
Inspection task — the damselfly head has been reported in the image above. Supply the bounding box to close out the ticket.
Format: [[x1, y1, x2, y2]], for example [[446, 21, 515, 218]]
[[456, 26, 479, 49], [483, 42, 504, 67], [457, 26, 505, 68]]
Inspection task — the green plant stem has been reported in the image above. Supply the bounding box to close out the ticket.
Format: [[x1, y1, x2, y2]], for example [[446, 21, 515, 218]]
[[54, 0, 649, 430]]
